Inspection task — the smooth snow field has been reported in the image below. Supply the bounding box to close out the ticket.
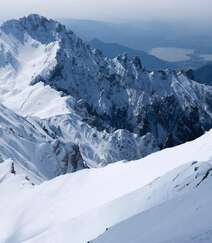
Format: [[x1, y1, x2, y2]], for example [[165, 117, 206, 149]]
[[0, 130, 212, 243], [94, 177, 212, 243]]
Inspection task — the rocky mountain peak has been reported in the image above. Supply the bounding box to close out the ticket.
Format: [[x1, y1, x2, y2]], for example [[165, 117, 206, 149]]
[[1, 14, 70, 44]]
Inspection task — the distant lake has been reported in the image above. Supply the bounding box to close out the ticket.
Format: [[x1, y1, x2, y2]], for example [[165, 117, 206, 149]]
[[150, 47, 194, 62]]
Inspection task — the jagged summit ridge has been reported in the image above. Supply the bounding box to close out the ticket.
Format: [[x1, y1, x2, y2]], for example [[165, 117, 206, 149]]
[[0, 14, 212, 168], [1, 14, 68, 44]]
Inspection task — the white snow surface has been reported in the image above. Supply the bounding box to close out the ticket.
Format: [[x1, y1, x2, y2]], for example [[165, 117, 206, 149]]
[[0, 104, 83, 182], [0, 129, 212, 243], [94, 174, 212, 243]]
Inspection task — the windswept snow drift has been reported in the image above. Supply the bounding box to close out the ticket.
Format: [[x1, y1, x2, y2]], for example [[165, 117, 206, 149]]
[[94, 175, 212, 243], [0, 130, 212, 243]]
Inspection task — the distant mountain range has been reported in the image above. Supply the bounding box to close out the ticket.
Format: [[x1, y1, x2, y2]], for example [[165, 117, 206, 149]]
[[89, 38, 212, 70], [58, 18, 212, 54], [89, 39, 176, 70], [192, 63, 212, 85], [59, 19, 211, 70]]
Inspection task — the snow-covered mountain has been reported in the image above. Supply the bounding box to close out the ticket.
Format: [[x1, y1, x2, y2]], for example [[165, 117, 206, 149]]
[[0, 14, 212, 170], [0, 14, 159, 170], [0, 14, 212, 243]]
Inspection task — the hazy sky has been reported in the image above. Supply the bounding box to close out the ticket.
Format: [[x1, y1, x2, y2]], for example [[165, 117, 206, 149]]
[[0, 0, 211, 22]]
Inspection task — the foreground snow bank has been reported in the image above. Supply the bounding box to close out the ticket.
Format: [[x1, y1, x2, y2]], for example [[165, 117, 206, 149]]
[[94, 173, 212, 243], [0, 129, 212, 243]]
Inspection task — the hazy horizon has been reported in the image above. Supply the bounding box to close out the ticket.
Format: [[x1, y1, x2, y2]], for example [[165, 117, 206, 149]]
[[0, 0, 211, 25]]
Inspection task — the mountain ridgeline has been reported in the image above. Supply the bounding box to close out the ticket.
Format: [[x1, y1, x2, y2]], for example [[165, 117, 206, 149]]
[[0, 14, 212, 174]]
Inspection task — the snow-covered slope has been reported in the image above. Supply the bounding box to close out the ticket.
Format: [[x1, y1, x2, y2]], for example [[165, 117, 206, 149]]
[[94, 175, 212, 243], [0, 104, 85, 182], [0, 16, 70, 119], [0, 129, 212, 243]]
